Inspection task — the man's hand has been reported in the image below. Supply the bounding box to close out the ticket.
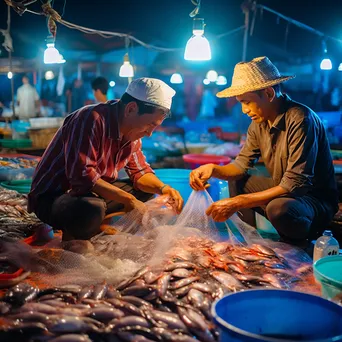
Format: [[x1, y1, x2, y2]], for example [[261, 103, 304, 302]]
[[162, 186, 183, 214], [206, 197, 241, 222], [122, 196, 147, 214], [190, 164, 214, 191]]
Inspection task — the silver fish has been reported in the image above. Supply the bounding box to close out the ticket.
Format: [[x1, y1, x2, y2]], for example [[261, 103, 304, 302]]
[[170, 276, 200, 290], [121, 296, 153, 309], [19, 302, 57, 314], [164, 262, 198, 272], [171, 268, 192, 278], [110, 315, 150, 330], [210, 271, 245, 291], [121, 285, 156, 297], [150, 310, 188, 331], [92, 283, 108, 300], [157, 273, 171, 297], [49, 334, 92, 342], [87, 307, 124, 322]]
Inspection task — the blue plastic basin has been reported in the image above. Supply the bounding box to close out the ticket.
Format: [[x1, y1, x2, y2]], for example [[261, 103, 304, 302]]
[[212, 289, 342, 342], [154, 168, 229, 203]]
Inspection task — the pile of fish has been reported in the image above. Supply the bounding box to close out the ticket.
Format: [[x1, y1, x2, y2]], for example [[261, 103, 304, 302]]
[[0, 238, 314, 341], [0, 157, 39, 169], [0, 187, 39, 240]]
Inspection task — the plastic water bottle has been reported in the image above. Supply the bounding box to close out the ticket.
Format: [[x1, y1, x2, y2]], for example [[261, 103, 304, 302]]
[[313, 230, 339, 262]]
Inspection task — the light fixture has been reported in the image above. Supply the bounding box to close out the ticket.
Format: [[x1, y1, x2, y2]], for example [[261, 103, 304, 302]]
[[338, 63, 342, 71], [7, 71, 13, 79], [320, 58, 332, 71], [119, 53, 134, 78], [109, 81, 115, 87], [45, 71, 55, 80], [216, 75, 227, 86], [184, 18, 211, 61], [44, 36, 66, 64], [203, 78, 210, 85], [319, 40, 332, 71], [170, 73, 183, 84], [206, 70, 218, 82]]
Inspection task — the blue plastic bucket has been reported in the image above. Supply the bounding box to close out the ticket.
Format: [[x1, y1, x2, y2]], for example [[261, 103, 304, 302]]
[[154, 168, 229, 203], [314, 255, 342, 299], [212, 289, 342, 342]]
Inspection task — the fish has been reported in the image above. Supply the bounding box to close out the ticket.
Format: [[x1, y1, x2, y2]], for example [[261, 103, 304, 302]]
[[210, 271, 245, 291], [171, 268, 192, 278], [110, 315, 151, 330], [164, 262, 198, 272], [92, 282, 108, 300], [87, 307, 124, 322], [3, 283, 39, 306], [169, 277, 200, 290], [48, 334, 92, 342]]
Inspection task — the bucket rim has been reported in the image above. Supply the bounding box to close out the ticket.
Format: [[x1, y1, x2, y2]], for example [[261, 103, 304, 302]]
[[211, 288, 342, 342], [314, 255, 342, 288]]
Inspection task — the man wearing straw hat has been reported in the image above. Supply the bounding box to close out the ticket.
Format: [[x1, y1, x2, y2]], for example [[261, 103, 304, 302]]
[[190, 56, 338, 246]]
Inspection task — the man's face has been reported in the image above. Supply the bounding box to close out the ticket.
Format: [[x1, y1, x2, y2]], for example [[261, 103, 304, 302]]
[[22, 77, 29, 85], [236, 90, 272, 124], [123, 102, 166, 141]]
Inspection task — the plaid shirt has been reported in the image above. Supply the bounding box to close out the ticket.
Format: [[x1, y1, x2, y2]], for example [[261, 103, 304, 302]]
[[28, 101, 153, 213]]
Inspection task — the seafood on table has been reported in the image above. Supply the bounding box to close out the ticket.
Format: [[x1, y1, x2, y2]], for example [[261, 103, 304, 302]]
[[0, 237, 316, 341], [0, 157, 39, 169]]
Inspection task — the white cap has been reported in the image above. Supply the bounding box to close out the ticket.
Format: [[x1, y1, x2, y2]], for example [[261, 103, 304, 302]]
[[125, 77, 176, 110]]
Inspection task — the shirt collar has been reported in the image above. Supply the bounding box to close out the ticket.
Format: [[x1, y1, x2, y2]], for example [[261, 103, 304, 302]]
[[267, 94, 292, 132]]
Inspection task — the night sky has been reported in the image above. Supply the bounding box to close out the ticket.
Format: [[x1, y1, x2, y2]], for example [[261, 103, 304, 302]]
[[0, 0, 341, 65]]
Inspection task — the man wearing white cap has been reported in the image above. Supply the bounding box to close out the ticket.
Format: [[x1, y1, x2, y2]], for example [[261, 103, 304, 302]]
[[190, 57, 338, 246], [28, 78, 183, 240]]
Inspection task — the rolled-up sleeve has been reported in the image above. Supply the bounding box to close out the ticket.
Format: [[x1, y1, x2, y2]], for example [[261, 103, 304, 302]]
[[279, 117, 317, 196], [125, 139, 154, 188], [63, 110, 103, 195], [233, 125, 261, 172]]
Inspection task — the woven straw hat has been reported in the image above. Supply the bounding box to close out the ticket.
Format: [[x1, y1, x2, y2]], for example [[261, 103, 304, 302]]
[[216, 56, 295, 98]]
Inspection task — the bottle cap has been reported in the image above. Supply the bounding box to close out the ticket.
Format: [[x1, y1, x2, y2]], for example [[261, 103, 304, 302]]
[[323, 230, 333, 237]]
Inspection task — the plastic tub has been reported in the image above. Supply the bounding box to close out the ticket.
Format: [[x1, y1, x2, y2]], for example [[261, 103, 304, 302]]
[[183, 153, 231, 169], [212, 289, 342, 342], [314, 255, 342, 299], [154, 168, 229, 203]]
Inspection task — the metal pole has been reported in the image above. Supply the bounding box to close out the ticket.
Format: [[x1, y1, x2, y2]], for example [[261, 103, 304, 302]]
[[242, 6, 250, 61], [9, 50, 16, 118], [239, 3, 251, 141]]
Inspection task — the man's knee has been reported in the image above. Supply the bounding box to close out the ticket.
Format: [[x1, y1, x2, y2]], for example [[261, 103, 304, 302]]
[[52, 194, 106, 239], [266, 198, 311, 239]]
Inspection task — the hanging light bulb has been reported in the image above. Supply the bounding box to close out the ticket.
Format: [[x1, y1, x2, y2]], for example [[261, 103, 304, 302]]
[[320, 58, 332, 70], [45, 71, 55, 80], [203, 78, 210, 85], [44, 36, 66, 64], [170, 73, 183, 84], [184, 18, 211, 61], [7, 71, 13, 79], [320, 40, 332, 71], [338, 63, 342, 72], [206, 70, 218, 82], [216, 75, 227, 86], [119, 53, 134, 78], [109, 81, 115, 87]]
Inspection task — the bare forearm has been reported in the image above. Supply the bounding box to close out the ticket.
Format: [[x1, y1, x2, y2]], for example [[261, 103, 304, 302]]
[[135, 173, 164, 194], [93, 178, 134, 204], [212, 163, 245, 181], [237, 185, 289, 209]]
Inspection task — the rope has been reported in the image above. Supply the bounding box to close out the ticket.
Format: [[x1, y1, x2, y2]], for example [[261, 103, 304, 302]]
[[257, 4, 342, 45], [25, 7, 244, 52]]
